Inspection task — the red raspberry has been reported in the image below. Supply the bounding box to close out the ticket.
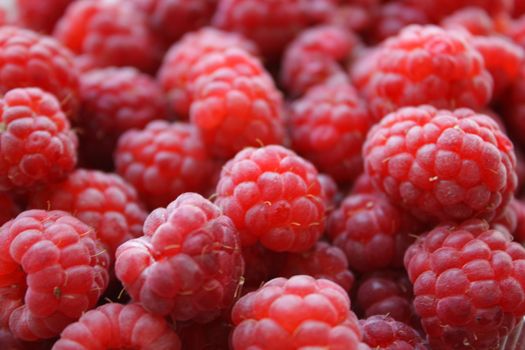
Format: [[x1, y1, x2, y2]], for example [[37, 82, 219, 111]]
[[404, 219, 525, 349], [190, 48, 286, 159], [17, 0, 73, 33], [115, 193, 244, 322], [363, 106, 517, 223], [318, 173, 340, 209], [349, 47, 381, 94], [115, 121, 214, 210], [231, 275, 368, 350], [53, 0, 161, 73], [514, 0, 525, 17], [440, 7, 497, 36], [215, 145, 326, 252], [360, 315, 426, 350], [361, 25, 493, 120], [52, 303, 181, 350], [281, 25, 358, 97], [28, 169, 147, 256], [277, 241, 355, 292], [403, 0, 511, 22], [495, 197, 525, 242], [0, 26, 79, 117], [351, 173, 377, 195], [241, 243, 283, 289], [0, 210, 109, 341], [327, 192, 420, 272], [514, 198, 525, 242], [177, 317, 231, 350], [157, 28, 258, 120], [502, 66, 525, 147], [78, 67, 167, 169], [0, 329, 53, 350], [369, 2, 429, 42], [0, 87, 78, 192], [0, 193, 20, 226], [289, 80, 372, 183]]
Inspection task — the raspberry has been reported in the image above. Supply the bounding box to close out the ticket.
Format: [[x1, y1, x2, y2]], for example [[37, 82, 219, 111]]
[[440, 7, 497, 36], [115, 121, 214, 210], [52, 303, 181, 350], [349, 47, 381, 94], [327, 192, 420, 272], [289, 80, 372, 183], [361, 25, 493, 120], [157, 28, 258, 120], [363, 106, 517, 223], [190, 48, 286, 159], [0, 87, 78, 192], [0, 329, 53, 350], [502, 66, 525, 147], [28, 169, 147, 256], [360, 315, 426, 350], [215, 145, 326, 252], [0, 26, 79, 117], [403, 0, 511, 22], [277, 241, 355, 292], [404, 219, 525, 349], [280, 25, 358, 97], [17, 0, 73, 33], [0, 193, 20, 226], [177, 317, 231, 350], [495, 197, 525, 242], [514, 0, 525, 17], [231, 275, 368, 350], [0, 210, 109, 341], [53, 0, 161, 73], [318, 173, 340, 209], [78, 67, 167, 169], [115, 193, 244, 322], [369, 3, 429, 42], [351, 173, 377, 195]]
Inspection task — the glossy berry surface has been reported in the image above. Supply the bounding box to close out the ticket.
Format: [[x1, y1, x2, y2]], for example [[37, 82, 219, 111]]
[[360, 315, 426, 350]]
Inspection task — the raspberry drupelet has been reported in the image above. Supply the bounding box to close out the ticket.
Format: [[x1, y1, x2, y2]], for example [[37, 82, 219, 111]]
[[115, 121, 214, 210], [363, 105, 517, 223], [115, 193, 244, 322], [28, 169, 147, 256], [0, 210, 110, 341], [404, 219, 525, 349], [215, 145, 326, 253], [52, 303, 181, 350], [231, 275, 369, 350], [17, 0, 73, 34], [0, 87, 78, 192], [360, 315, 426, 350]]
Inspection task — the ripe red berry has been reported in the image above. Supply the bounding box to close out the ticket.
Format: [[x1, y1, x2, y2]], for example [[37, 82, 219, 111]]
[[241, 243, 283, 289], [370, 2, 429, 42], [360, 315, 426, 350], [440, 7, 496, 36], [17, 0, 73, 33], [502, 66, 525, 147]]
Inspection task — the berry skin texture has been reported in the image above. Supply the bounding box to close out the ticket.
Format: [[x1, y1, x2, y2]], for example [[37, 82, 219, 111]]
[[360, 315, 426, 350], [363, 106, 517, 223], [52, 303, 181, 350], [404, 219, 525, 349], [0, 210, 110, 341], [115, 121, 214, 210], [115, 193, 244, 322], [215, 145, 326, 253], [17, 0, 73, 33], [289, 80, 372, 183], [361, 25, 493, 120], [231, 275, 368, 350], [0, 26, 79, 117], [28, 169, 148, 256], [0, 87, 78, 192]]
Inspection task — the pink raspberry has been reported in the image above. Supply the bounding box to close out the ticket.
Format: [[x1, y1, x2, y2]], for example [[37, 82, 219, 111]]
[[115, 193, 244, 322], [403, 0, 511, 22], [360, 315, 426, 350], [157, 28, 258, 120], [28, 169, 147, 256], [17, 0, 73, 33], [404, 219, 525, 349], [289, 80, 372, 183], [115, 121, 214, 210], [231, 275, 369, 350], [361, 25, 493, 120], [78, 67, 167, 169], [369, 2, 429, 42], [0, 210, 109, 341], [0, 87, 78, 192], [52, 303, 181, 350], [53, 0, 161, 73], [440, 7, 497, 36], [363, 106, 517, 223], [215, 145, 326, 252]]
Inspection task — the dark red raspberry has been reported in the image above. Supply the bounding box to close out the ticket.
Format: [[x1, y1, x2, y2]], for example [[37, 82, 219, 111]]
[[360, 25, 493, 120], [78, 67, 167, 169], [0, 329, 53, 350], [327, 192, 420, 272], [115, 193, 244, 322], [289, 80, 371, 183], [157, 27, 258, 120], [403, 0, 511, 22], [0, 193, 20, 226], [241, 243, 283, 289], [502, 66, 525, 147], [318, 173, 340, 209], [115, 121, 214, 210], [215, 145, 326, 252], [231, 275, 368, 350], [52, 303, 181, 350], [28, 169, 147, 256], [441, 7, 497, 36], [0, 87, 78, 192], [360, 315, 426, 350], [363, 106, 517, 223], [514, 198, 525, 242], [177, 317, 231, 350], [17, 0, 73, 33], [53, 0, 161, 73], [495, 197, 525, 242], [369, 2, 429, 42], [0, 210, 109, 341], [404, 219, 525, 349], [281, 25, 358, 97], [0, 26, 79, 117]]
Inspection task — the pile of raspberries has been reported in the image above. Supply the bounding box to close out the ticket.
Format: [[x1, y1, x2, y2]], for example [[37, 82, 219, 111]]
[[4, 0, 525, 349]]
